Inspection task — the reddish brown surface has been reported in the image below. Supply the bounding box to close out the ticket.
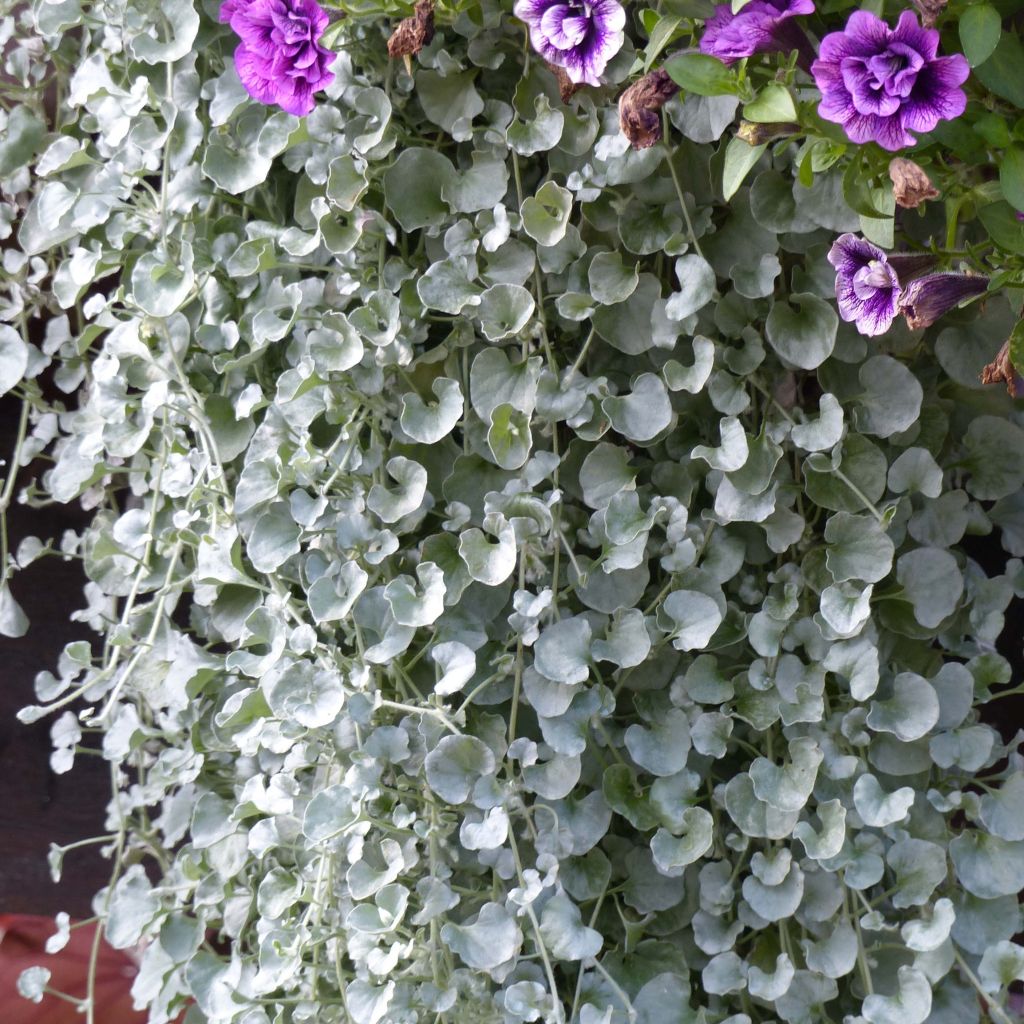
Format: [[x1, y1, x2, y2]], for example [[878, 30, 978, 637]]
[[0, 914, 146, 1024]]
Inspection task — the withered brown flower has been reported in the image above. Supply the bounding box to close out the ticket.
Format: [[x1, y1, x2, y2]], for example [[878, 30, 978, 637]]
[[387, 0, 435, 60], [618, 69, 679, 150], [889, 157, 939, 209], [981, 339, 1024, 398]]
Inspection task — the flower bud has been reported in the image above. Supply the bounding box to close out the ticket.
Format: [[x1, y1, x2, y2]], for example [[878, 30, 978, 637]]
[[899, 273, 989, 331]]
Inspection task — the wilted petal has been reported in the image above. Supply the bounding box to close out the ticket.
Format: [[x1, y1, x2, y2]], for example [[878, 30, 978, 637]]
[[900, 273, 989, 330]]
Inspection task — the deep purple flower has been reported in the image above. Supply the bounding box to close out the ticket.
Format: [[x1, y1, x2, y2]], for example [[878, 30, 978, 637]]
[[899, 273, 989, 330], [812, 10, 969, 151], [827, 233, 902, 336], [699, 0, 815, 68], [513, 0, 626, 86], [220, 0, 335, 117]]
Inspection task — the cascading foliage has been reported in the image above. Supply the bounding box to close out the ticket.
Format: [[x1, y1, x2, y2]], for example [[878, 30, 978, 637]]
[[5, 1, 1024, 1024]]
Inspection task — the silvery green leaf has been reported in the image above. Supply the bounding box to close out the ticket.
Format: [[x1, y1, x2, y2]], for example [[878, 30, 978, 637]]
[[264, 660, 345, 729], [861, 965, 932, 1024], [962, 416, 1024, 500], [471, 347, 542, 420], [460, 806, 509, 851], [588, 251, 639, 305], [592, 608, 651, 668], [896, 547, 963, 629], [507, 94, 565, 155], [748, 953, 795, 1001], [790, 393, 844, 452], [950, 833, 1024, 899], [750, 737, 822, 812], [579, 442, 635, 509], [17, 966, 50, 1003], [384, 562, 446, 627], [442, 157, 509, 213], [400, 377, 464, 444], [0, 583, 29, 638], [930, 724, 995, 772], [853, 774, 915, 827], [488, 403, 533, 469], [765, 293, 838, 370], [854, 356, 923, 439], [794, 799, 846, 860], [247, 502, 301, 573], [633, 973, 701, 1024], [383, 148, 456, 230], [346, 978, 395, 1024], [665, 255, 716, 320], [724, 773, 801, 840], [977, 940, 1024, 993], [602, 373, 673, 442], [308, 561, 368, 624], [901, 898, 955, 952], [441, 902, 522, 970], [131, 242, 194, 317], [887, 838, 947, 908], [367, 457, 428, 524], [742, 856, 803, 920], [129, 0, 199, 63], [663, 336, 715, 394], [303, 783, 360, 843], [522, 751, 581, 799], [504, 980, 549, 1022], [477, 286, 536, 342], [887, 447, 943, 498], [417, 256, 481, 314], [593, 274, 660, 354], [459, 515, 517, 585], [415, 69, 483, 137], [702, 952, 748, 995], [823, 635, 879, 700], [425, 735, 496, 804], [326, 154, 369, 211], [867, 673, 939, 742], [825, 512, 894, 584], [802, 920, 858, 979], [819, 580, 874, 637], [691, 711, 733, 759], [979, 772, 1024, 841], [521, 180, 572, 247], [663, 590, 723, 651], [0, 325, 28, 397], [625, 708, 691, 777], [539, 890, 602, 961], [650, 808, 714, 873], [693, 416, 749, 473], [432, 641, 476, 696], [259, 867, 303, 921], [534, 616, 592, 685], [105, 865, 159, 948]]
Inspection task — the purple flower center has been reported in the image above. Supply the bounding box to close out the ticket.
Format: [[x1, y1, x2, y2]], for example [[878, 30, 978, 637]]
[[853, 260, 897, 299]]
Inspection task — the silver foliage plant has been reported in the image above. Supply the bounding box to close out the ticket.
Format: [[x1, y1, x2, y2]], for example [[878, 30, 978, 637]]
[[5, 3, 1024, 1024]]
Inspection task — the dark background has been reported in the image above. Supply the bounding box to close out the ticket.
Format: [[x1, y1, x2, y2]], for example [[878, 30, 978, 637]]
[[0, 394, 108, 918]]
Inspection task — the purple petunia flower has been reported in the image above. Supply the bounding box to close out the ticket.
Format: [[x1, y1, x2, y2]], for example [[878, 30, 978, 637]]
[[220, 0, 335, 117], [812, 10, 969, 151], [699, 0, 816, 68], [899, 272, 988, 330], [827, 233, 902, 336], [514, 0, 626, 87]]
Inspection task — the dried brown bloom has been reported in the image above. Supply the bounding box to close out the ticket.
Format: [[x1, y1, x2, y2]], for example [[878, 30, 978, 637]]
[[735, 120, 800, 146], [911, 0, 947, 27], [889, 157, 939, 208], [618, 69, 679, 150], [387, 0, 435, 60], [981, 340, 1024, 398], [548, 64, 583, 104]]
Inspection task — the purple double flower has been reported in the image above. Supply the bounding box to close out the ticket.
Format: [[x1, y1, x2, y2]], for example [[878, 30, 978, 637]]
[[828, 234, 987, 336], [700, 0, 816, 69], [220, 0, 335, 117], [812, 10, 969, 151], [514, 0, 626, 86]]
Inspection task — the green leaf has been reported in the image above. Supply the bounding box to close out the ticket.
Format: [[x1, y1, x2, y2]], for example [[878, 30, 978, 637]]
[[588, 251, 639, 305], [425, 735, 496, 804], [743, 84, 797, 124], [867, 672, 940, 741], [644, 15, 683, 71], [476, 284, 535, 341], [664, 53, 739, 96], [0, 106, 46, 177], [247, 502, 301, 573], [825, 512, 894, 584], [302, 783, 360, 842], [415, 70, 484, 138], [950, 833, 1024, 899], [538, 891, 603, 961], [602, 373, 673, 442], [1009, 317, 1024, 377], [662, 590, 723, 651], [535, 616, 592, 685], [960, 4, 1002, 68], [896, 547, 964, 629], [650, 808, 714, 873], [400, 378, 464, 444], [978, 940, 1024, 993], [487, 403, 533, 470], [854, 355, 923, 439], [862, 966, 932, 1024], [383, 149, 456, 231], [852, 774, 915, 827], [973, 31, 1024, 107], [0, 325, 28, 398], [722, 138, 766, 202], [666, 254, 716, 320], [999, 145, 1024, 213], [441, 903, 522, 970], [521, 180, 572, 247], [766, 292, 838, 370]]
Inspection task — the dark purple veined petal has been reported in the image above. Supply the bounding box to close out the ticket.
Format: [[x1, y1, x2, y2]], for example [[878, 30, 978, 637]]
[[827, 234, 885, 276], [890, 8, 939, 61], [901, 55, 970, 132], [515, 0, 624, 86], [700, 0, 814, 64]]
